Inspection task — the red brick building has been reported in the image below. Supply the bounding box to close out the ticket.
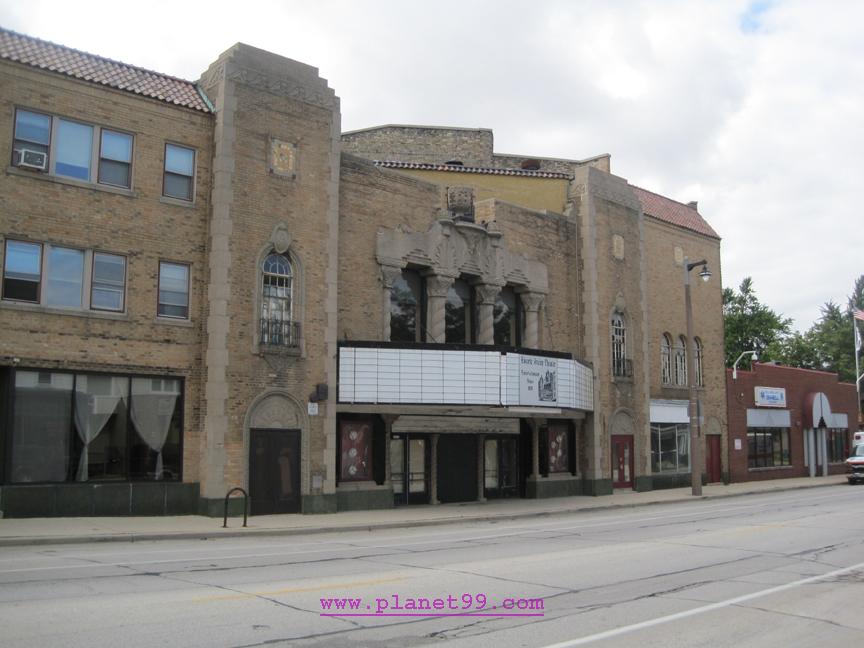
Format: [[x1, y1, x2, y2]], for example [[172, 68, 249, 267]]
[[726, 363, 857, 482]]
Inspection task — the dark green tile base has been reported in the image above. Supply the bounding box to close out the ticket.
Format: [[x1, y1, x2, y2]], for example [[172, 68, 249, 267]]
[[583, 478, 614, 496], [337, 488, 394, 511], [526, 477, 583, 499], [634, 476, 653, 492], [302, 494, 337, 514], [0, 482, 200, 518]]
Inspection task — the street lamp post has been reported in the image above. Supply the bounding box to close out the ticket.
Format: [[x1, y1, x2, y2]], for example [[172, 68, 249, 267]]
[[684, 257, 711, 497]]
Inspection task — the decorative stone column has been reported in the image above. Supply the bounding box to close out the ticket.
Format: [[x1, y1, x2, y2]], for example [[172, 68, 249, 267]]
[[380, 265, 403, 341], [475, 284, 502, 345], [520, 292, 545, 349], [382, 414, 398, 485], [425, 275, 454, 344], [477, 434, 486, 502], [430, 433, 440, 504]]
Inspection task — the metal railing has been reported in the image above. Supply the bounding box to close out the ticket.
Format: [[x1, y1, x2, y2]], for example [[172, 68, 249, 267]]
[[223, 487, 249, 528], [613, 358, 633, 378], [260, 318, 301, 348]]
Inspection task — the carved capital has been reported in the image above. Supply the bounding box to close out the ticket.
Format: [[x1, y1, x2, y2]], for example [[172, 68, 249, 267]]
[[426, 275, 455, 298], [520, 292, 546, 312], [475, 284, 503, 306], [380, 265, 403, 289]]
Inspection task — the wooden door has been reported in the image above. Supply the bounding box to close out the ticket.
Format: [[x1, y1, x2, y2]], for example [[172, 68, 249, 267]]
[[611, 435, 634, 489], [249, 429, 301, 515], [706, 435, 722, 483]]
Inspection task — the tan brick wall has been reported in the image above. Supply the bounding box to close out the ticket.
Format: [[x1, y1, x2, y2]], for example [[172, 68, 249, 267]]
[[342, 126, 494, 167], [338, 156, 444, 341], [643, 217, 727, 475], [0, 62, 213, 484]]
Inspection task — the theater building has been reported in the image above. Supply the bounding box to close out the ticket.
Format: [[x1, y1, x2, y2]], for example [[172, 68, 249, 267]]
[[0, 27, 725, 517], [726, 362, 856, 482]]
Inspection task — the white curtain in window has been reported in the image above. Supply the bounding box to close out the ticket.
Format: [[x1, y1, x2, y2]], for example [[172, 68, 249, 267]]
[[73, 375, 127, 481], [130, 378, 179, 479]]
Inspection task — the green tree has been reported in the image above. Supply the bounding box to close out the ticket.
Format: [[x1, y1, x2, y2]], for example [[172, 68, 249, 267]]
[[807, 301, 856, 382], [723, 277, 792, 367]]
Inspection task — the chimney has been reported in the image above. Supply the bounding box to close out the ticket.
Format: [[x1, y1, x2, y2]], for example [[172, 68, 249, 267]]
[[687, 200, 698, 210]]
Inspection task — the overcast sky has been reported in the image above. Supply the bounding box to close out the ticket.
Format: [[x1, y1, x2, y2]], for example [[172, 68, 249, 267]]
[[2, 0, 861, 332]]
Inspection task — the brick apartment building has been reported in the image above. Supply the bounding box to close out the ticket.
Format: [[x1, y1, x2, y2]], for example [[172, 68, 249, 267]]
[[726, 362, 856, 482], [0, 27, 726, 517]]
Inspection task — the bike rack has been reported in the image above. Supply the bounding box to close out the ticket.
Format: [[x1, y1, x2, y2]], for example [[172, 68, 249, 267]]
[[223, 487, 249, 528]]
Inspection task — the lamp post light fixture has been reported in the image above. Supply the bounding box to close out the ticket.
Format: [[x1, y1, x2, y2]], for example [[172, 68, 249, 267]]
[[684, 257, 711, 496], [732, 350, 759, 380]]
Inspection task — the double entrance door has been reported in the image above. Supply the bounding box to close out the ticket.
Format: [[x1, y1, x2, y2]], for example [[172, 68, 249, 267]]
[[391, 435, 429, 505], [249, 428, 301, 515], [390, 434, 520, 505]]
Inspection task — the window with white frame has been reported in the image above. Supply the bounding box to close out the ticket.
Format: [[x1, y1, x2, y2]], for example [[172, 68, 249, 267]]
[[611, 313, 629, 377], [694, 337, 704, 387], [2, 239, 126, 312], [661, 333, 673, 385], [674, 335, 688, 386], [157, 261, 190, 319], [12, 108, 133, 189], [163, 143, 195, 201], [651, 423, 690, 473], [260, 252, 298, 347]]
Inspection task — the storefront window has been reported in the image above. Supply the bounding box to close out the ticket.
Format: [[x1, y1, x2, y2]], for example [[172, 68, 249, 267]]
[[747, 427, 791, 468], [651, 423, 690, 473], [8, 370, 182, 483], [828, 429, 849, 463]]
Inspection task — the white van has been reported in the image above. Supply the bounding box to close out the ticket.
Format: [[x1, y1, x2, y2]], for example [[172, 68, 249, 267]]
[[854, 430, 864, 448]]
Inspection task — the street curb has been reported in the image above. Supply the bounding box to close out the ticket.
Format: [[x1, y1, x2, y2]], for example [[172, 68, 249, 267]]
[[0, 481, 846, 547]]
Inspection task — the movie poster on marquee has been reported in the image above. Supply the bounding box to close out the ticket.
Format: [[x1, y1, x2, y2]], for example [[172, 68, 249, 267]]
[[519, 355, 559, 406]]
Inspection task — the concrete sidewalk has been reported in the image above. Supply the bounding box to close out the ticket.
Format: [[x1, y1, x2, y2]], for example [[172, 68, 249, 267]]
[[0, 475, 850, 547]]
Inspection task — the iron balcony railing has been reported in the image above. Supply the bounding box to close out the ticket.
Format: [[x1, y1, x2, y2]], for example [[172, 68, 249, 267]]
[[260, 318, 301, 348], [613, 358, 633, 378]]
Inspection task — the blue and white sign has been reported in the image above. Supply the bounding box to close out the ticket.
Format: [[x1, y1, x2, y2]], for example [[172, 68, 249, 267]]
[[755, 386, 786, 408]]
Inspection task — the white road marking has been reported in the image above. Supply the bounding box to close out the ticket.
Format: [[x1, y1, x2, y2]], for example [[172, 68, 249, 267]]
[[539, 560, 864, 647]]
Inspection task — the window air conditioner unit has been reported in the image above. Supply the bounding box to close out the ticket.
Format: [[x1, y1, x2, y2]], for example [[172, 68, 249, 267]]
[[14, 148, 47, 171]]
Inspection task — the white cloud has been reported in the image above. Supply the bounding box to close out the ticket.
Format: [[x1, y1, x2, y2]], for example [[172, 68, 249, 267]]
[[1, 0, 861, 331]]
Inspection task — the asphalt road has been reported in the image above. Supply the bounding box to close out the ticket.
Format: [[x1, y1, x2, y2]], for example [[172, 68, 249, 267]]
[[0, 486, 862, 648]]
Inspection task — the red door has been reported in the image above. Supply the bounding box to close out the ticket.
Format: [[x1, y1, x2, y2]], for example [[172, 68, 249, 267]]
[[611, 435, 634, 489], [706, 435, 722, 483]]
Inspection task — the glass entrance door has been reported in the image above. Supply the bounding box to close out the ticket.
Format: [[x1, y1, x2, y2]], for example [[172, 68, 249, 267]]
[[484, 436, 519, 498], [391, 435, 428, 505]]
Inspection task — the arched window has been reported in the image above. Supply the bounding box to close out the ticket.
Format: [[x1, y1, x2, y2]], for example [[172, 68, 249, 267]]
[[445, 277, 475, 343], [611, 313, 629, 377], [694, 337, 704, 387], [493, 286, 522, 346], [261, 252, 297, 347], [661, 334, 673, 385], [674, 335, 688, 386], [390, 270, 424, 342]]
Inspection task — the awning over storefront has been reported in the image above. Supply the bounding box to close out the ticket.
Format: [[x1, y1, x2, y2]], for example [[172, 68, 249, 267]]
[[746, 408, 791, 428], [803, 392, 847, 429], [650, 400, 689, 424], [391, 416, 520, 435]]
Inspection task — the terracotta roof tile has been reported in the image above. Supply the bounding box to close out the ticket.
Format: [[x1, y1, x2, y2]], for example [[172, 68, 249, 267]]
[[374, 160, 571, 179], [631, 185, 719, 239], [0, 27, 211, 113]]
